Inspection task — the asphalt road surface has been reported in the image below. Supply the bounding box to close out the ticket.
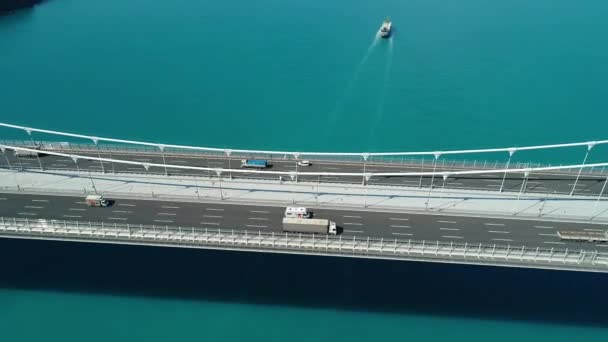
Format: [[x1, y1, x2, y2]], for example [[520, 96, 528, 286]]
[[1, 192, 606, 250], [1, 149, 607, 196]]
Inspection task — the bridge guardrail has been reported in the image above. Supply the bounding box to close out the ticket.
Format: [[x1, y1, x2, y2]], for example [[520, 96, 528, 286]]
[[1, 217, 606, 272]]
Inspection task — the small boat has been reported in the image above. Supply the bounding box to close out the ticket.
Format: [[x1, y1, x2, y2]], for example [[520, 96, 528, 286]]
[[379, 17, 392, 38]]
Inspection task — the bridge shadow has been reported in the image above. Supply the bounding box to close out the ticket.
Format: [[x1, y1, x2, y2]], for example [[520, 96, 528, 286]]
[[1, 238, 608, 328], [10, 168, 605, 204]]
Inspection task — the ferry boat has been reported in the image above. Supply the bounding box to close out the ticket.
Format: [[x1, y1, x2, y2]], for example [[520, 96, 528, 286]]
[[379, 17, 392, 38]]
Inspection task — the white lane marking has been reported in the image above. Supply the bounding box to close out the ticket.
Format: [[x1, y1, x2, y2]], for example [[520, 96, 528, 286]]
[[482, 179, 500, 182], [437, 220, 457, 224], [597, 244, 608, 248], [323, 167, 341, 170], [390, 225, 411, 228], [74, 202, 86, 204], [206, 208, 224, 211], [31, 199, 49, 202], [118, 204, 136, 207], [203, 215, 222, 218], [344, 230, 364, 233], [63, 215, 82, 218], [0, 198, 6, 200], [389, 218, 409, 221], [157, 212, 177, 216], [392, 232, 412, 236], [112, 210, 131, 214], [343, 222, 362, 226], [538, 233, 558, 237], [25, 206, 43, 209], [484, 223, 505, 226], [246, 224, 268, 228], [108, 217, 127, 221], [442, 235, 463, 239], [154, 220, 173, 223], [485, 184, 500, 187], [584, 229, 605, 232], [161, 206, 180, 209], [69, 208, 86, 211], [249, 217, 269, 221], [201, 222, 220, 226], [544, 241, 565, 245], [250, 210, 270, 214], [440, 227, 460, 231], [534, 225, 554, 229], [492, 238, 514, 242], [18, 212, 37, 216], [343, 215, 362, 218], [488, 230, 510, 234], [50, 164, 68, 167]]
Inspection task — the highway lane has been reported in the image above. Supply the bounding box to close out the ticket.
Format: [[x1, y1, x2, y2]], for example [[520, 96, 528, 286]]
[[1, 192, 606, 250], [2, 149, 607, 196]]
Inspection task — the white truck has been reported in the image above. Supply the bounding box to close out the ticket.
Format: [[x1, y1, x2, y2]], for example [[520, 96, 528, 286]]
[[85, 195, 110, 207], [557, 230, 608, 243], [282, 217, 337, 235]]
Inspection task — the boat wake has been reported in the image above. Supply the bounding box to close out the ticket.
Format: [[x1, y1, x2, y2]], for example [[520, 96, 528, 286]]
[[324, 34, 381, 134], [366, 38, 394, 146]]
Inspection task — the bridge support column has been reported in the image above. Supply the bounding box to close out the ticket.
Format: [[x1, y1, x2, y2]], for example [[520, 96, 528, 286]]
[[570, 142, 596, 196], [499, 148, 516, 193], [158, 144, 168, 176], [25, 128, 44, 172], [425, 153, 441, 211], [91, 137, 105, 174]]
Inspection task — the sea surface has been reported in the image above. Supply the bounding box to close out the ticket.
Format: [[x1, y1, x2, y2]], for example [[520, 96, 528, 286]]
[[1, 0, 608, 340]]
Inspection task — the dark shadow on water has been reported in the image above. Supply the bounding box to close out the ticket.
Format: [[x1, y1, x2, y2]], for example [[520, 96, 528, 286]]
[[0, 0, 47, 17], [1, 238, 607, 327]]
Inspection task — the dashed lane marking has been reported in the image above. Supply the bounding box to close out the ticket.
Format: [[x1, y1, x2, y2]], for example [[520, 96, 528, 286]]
[[108, 217, 128, 221], [484, 223, 505, 226], [118, 204, 136, 207], [442, 235, 463, 239], [206, 208, 224, 211], [389, 218, 409, 221], [533, 226, 554, 229], [0, 198, 6, 200], [63, 215, 82, 218], [31, 199, 49, 202], [69, 208, 86, 211], [343, 215, 362, 218], [344, 230, 364, 233], [544, 241, 565, 245], [584, 229, 605, 232], [250, 210, 270, 214], [437, 220, 457, 224], [201, 222, 220, 226], [440, 227, 460, 231], [157, 213, 177, 216], [246, 224, 268, 228], [488, 230, 510, 234], [161, 206, 180, 209], [392, 232, 412, 236], [538, 233, 558, 237], [112, 210, 131, 213], [154, 220, 173, 223], [18, 212, 37, 216], [203, 215, 222, 218], [343, 222, 362, 226], [492, 238, 514, 242], [249, 217, 269, 221], [390, 225, 411, 228], [25, 206, 44, 209]]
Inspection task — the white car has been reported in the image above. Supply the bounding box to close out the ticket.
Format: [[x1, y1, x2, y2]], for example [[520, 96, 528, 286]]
[[297, 160, 312, 167]]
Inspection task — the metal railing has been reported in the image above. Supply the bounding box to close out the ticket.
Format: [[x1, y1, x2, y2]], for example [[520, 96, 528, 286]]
[[1, 217, 606, 272]]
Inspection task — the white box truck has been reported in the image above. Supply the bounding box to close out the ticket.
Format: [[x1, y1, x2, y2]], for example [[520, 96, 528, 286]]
[[85, 195, 110, 207], [282, 217, 337, 235]]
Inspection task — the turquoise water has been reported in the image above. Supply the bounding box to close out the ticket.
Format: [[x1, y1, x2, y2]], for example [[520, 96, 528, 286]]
[[2, 0, 608, 339]]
